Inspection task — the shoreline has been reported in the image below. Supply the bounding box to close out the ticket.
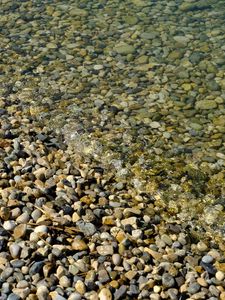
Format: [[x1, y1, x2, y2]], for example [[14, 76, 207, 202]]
[[0, 110, 225, 299]]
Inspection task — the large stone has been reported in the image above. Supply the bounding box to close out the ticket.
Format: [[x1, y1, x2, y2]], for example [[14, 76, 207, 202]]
[[114, 43, 136, 55], [195, 100, 217, 110]]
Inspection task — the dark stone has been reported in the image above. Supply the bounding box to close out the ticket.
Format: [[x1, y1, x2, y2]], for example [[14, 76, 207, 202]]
[[200, 261, 216, 275], [29, 261, 44, 276]]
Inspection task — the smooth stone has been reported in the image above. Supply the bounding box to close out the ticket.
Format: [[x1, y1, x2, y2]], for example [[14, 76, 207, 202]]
[[7, 293, 21, 300], [112, 254, 122, 266], [9, 243, 21, 258], [114, 43, 136, 55], [150, 121, 161, 129], [34, 225, 48, 234], [215, 270, 225, 281], [98, 269, 110, 283], [13, 224, 27, 239], [12, 287, 30, 299], [0, 267, 14, 280], [99, 288, 112, 300], [187, 283, 201, 294], [16, 212, 30, 224], [3, 220, 16, 231], [202, 255, 214, 264], [68, 293, 82, 300], [49, 291, 67, 300], [36, 285, 49, 300], [29, 261, 44, 276]]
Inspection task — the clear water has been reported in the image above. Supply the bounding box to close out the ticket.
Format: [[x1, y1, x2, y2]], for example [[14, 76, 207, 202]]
[[0, 0, 224, 240]]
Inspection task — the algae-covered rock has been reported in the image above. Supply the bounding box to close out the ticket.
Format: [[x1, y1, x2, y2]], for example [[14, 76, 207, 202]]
[[114, 42, 136, 55], [195, 100, 217, 110]]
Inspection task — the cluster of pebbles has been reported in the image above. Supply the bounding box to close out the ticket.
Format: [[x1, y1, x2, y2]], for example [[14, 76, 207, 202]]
[[0, 109, 225, 300]]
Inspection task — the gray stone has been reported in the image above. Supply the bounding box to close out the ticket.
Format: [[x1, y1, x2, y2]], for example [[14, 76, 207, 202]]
[[114, 285, 127, 300], [162, 273, 175, 288], [187, 283, 201, 294], [76, 221, 96, 236]]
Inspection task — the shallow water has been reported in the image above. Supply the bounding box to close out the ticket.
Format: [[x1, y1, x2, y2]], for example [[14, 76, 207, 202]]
[[0, 0, 225, 238]]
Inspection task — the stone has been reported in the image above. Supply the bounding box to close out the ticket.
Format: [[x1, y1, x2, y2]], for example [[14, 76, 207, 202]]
[[114, 285, 127, 300], [76, 221, 96, 236], [195, 100, 217, 110], [114, 43, 136, 55], [72, 239, 88, 251], [59, 276, 71, 288], [34, 225, 48, 234], [99, 288, 112, 300], [75, 280, 86, 295], [3, 220, 16, 231], [36, 285, 49, 300], [96, 245, 114, 256], [215, 270, 225, 281], [9, 243, 21, 258], [13, 224, 27, 239], [187, 283, 201, 294], [202, 255, 214, 264], [112, 254, 122, 266], [162, 273, 175, 288]]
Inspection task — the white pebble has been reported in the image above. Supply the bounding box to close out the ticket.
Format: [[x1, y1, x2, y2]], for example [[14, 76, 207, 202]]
[[216, 270, 225, 281], [34, 225, 48, 234], [3, 220, 16, 231]]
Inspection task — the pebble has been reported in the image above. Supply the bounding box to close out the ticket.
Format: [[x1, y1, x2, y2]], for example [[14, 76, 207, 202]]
[[96, 245, 114, 256], [162, 273, 175, 288], [3, 220, 16, 231], [34, 225, 48, 234], [36, 286, 49, 300], [72, 239, 88, 251], [59, 276, 71, 288], [114, 285, 127, 300], [98, 288, 112, 300], [112, 253, 122, 266], [202, 255, 214, 264], [215, 270, 225, 281], [75, 280, 86, 294], [9, 243, 21, 258]]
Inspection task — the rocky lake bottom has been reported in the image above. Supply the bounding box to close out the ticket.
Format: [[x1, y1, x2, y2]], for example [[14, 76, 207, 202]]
[[0, 0, 225, 299]]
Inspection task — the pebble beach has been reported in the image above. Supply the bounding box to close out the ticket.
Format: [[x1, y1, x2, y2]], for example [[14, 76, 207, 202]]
[[0, 0, 225, 299]]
